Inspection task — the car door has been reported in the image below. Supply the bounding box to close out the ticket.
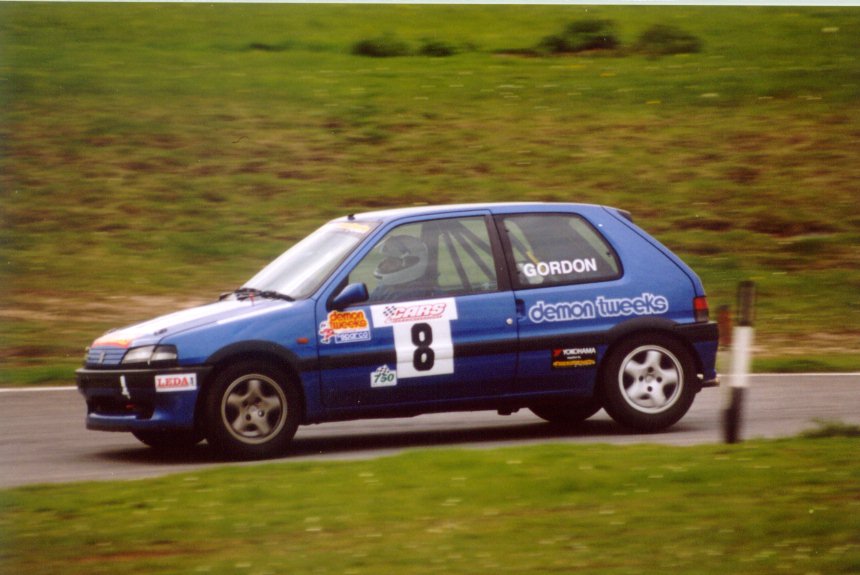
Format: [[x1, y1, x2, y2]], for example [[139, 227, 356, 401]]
[[316, 213, 518, 411], [496, 211, 627, 395]]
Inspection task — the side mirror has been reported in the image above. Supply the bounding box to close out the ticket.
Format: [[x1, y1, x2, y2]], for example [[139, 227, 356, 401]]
[[331, 283, 369, 311]]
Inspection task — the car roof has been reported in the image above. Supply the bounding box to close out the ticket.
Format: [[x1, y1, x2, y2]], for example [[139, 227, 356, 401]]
[[336, 202, 613, 223]]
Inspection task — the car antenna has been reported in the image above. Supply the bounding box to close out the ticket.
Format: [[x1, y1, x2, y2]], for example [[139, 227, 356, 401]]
[[347, 213, 355, 221]]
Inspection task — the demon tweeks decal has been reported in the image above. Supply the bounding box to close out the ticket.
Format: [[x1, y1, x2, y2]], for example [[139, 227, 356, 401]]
[[529, 293, 669, 324], [319, 310, 371, 344]]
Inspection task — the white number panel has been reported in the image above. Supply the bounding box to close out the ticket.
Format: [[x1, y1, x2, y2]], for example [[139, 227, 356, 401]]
[[370, 298, 458, 379], [392, 320, 453, 378]]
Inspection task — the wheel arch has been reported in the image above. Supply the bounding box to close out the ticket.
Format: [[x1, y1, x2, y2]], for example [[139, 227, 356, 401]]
[[599, 318, 704, 389], [195, 341, 307, 425]]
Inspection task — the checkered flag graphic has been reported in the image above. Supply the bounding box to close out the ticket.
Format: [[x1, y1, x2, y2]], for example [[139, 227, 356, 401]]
[[383, 306, 398, 319]]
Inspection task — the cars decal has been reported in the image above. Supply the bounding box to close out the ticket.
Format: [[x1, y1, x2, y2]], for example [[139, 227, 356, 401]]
[[372, 300, 454, 326], [371, 298, 458, 379]]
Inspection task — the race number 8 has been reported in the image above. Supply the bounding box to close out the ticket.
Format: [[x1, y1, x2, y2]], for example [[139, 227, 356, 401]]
[[411, 323, 435, 371], [392, 318, 453, 378]]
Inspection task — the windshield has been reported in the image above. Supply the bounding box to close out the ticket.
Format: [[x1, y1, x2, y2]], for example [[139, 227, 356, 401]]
[[243, 221, 378, 299]]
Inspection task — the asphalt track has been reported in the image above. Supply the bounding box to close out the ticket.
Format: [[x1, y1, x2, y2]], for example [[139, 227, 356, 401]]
[[1, 374, 857, 488]]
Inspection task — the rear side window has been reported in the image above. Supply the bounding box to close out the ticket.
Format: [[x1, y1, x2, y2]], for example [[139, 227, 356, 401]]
[[500, 213, 621, 288]]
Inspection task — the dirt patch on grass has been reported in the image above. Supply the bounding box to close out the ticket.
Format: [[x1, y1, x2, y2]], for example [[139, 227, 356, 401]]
[[758, 332, 860, 358]]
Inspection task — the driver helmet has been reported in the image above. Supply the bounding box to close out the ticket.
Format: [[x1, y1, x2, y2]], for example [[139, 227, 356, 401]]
[[374, 235, 429, 286]]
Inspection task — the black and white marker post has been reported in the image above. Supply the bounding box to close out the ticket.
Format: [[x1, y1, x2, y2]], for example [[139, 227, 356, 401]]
[[723, 281, 756, 444]]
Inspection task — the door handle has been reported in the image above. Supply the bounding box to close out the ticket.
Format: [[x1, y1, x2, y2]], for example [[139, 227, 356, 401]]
[[515, 299, 526, 318]]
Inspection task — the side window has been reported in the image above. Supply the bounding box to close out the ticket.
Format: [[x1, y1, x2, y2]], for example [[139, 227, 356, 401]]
[[501, 214, 621, 288], [349, 216, 499, 303]]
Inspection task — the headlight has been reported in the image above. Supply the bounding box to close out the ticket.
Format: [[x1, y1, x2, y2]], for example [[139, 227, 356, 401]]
[[150, 345, 179, 364], [121, 345, 178, 366]]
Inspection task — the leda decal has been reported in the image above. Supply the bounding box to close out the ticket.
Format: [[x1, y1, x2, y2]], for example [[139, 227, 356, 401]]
[[529, 293, 669, 324], [319, 310, 371, 344], [552, 347, 598, 369], [155, 373, 197, 393]]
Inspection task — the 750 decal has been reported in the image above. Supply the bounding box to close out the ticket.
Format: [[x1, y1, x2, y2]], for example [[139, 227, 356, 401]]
[[370, 365, 397, 388]]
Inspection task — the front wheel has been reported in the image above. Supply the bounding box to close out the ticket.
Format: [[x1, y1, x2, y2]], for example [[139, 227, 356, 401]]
[[601, 334, 696, 432], [204, 361, 301, 459]]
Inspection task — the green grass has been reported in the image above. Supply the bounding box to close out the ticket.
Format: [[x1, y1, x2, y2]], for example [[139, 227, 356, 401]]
[[753, 354, 860, 374], [1, 4, 859, 384], [1, 438, 858, 574]]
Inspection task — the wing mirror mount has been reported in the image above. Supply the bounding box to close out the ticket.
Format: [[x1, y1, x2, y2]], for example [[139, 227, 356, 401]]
[[331, 282, 369, 311]]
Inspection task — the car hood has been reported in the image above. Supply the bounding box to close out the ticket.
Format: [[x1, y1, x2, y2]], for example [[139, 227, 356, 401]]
[[91, 298, 294, 349]]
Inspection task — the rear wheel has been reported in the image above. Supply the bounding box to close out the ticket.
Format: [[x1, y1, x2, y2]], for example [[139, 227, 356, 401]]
[[601, 334, 696, 432], [204, 361, 300, 459]]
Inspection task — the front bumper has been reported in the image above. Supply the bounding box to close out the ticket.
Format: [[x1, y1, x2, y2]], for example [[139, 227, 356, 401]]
[[76, 365, 212, 432]]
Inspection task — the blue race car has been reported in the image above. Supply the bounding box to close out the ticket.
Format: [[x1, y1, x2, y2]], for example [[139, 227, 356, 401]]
[[77, 203, 719, 458]]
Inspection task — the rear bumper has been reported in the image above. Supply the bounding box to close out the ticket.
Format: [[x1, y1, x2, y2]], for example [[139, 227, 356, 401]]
[[673, 321, 720, 386], [673, 321, 719, 344], [76, 365, 211, 432]]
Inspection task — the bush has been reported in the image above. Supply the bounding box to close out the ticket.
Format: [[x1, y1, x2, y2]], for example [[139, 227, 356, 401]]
[[635, 24, 702, 55], [351, 34, 411, 58], [247, 42, 289, 52], [538, 19, 619, 54], [418, 39, 458, 57], [801, 420, 860, 439]]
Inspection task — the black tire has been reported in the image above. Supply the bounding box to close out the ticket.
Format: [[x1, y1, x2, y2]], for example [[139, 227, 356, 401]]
[[600, 334, 696, 432], [530, 398, 602, 426], [203, 361, 301, 459], [132, 429, 204, 451]]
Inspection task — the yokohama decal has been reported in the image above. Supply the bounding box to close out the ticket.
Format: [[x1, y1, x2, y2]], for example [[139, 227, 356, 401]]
[[552, 347, 598, 369]]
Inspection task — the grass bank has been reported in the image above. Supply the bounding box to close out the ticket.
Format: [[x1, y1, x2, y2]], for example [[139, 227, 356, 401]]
[[1, 436, 858, 574], [1, 4, 858, 384]]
